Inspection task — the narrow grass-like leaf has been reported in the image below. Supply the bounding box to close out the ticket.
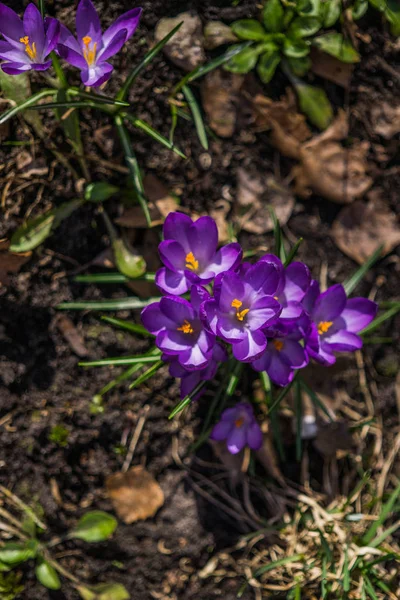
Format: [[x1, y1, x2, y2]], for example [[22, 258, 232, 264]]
[[57, 296, 160, 311], [360, 305, 400, 336], [182, 85, 208, 150], [321, 557, 328, 599], [29, 100, 112, 111], [260, 372, 285, 460], [369, 520, 400, 548], [0, 88, 57, 124], [300, 378, 334, 422], [319, 530, 333, 562], [169, 381, 207, 419], [38, 0, 45, 16], [343, 245, 383, 296], [254, 554, 303, 577], [362, 481, 400, 545], [295, 380, 302, 461], [68, 88, 129, 106], [267, 377, 296, 415], [101, 316, 152, 337], [80, 354, 161, 367], [363, 576, 379, 600], [123, 113, 186, 158], [284, 238, 303, 266], [169, 102, 179, 145], [98, 348, 160, 396], [75, 272, 156, 283], [129, 360, 164, 389], [343, 546, 350, 592], [115, 116, 151, 226], [117, 22, 184, 102]]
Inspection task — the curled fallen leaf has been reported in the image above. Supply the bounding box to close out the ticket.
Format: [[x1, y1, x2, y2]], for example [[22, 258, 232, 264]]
[[154, 13, 205, 72], [310, 47, 353, 89], [370, 101, 400, 140], [0, 239, 31, 286], [234, 168, 295, 234], [201, 69, 244, 137], [54, 315, 88, 357], [106, 466, 164, 524], [331, 195, 400, 264], [203, 21, 238, 49]]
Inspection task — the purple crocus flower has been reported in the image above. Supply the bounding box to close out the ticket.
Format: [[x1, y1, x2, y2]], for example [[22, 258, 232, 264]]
[[0, 3, 60, 74], [165, 343, 228, 399], [57, 0, 142, 87], [302, 283, 377, 366], [252, 328, 309, 386], [260, 255, 310, 322], [210, 402, 263, 454], [202, 261, 281, 362], [156, 213, 242, 296], [141, 285, 215, 371]]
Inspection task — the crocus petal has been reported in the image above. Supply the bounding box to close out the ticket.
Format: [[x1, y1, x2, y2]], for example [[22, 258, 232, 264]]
[[227, 427, 246, 454], [57, 43, 87, 69], [245, 261, 279, 295], [203, 243, 242, 278], [281, 340, 308, 368], [188, 216, 218, 265], [302, 279, 320, 314], [313, 284, 347, 323], [232, 330, 266, 362], [23, 3, 45, 58], [76, 0, 102, 46], [163, 212, 193, 251], [156, 329, 191, 354], [246, 296, 280, 330], [196, 329, 215, 354], [217, 315, 246, 341], [340, 298, 378, 333], [266, 352, 294, 387], [219, 273, 245, 313], [97, 29, 126, 62], [251, 347, 272, 372], [190, 285, 210, 314], [102, 7, 142, 46], [156, 267, 189, 296], [141, 302, 175, 335], [180, 371, 201, 398], [279, 301, 304, 321], [168, 359, 188, 378], [307, 342, 336, 366], [160, 296, 194, 325], [284, 262, 310, 302], [0, 4, 24, 47], [43, 17, 61, 56], [201, 300, 218, 335], [31, 60, 52, 71], [159, 239, 186, 273], [0, 41, 27, 63], [324, 329, 362, 353], [210, 419, 234, 441], [247, 422, 263, 450], [179, 344, 210, 371], [81, 62, 113, 87], [58, 23, 82, 53], [1, 61, 31, 74]]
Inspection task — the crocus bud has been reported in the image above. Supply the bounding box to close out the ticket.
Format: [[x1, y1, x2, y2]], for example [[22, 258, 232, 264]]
[[113, 239, 146, 279]]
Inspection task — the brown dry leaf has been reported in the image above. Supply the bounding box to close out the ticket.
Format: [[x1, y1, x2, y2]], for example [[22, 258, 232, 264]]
[[251, 89, 311, 159], [310, 47, 353, 89], [0, 239, 31, 286], [234, 168, 295, 234], [106, 466, 164, 524], [331, 196, 400, 264], [114, 174, 178, 229], [370, 102, 400, 139], [209, 199, 231, 243], [203, 21, 238, 49], [201, 69, 244, 138], [54, 315, 88, 357], [154, 13, 205, 72]]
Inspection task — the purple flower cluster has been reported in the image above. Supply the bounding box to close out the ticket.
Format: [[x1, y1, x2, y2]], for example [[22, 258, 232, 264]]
[[0, 0, 141, 86], [142, 212, 378, 454]]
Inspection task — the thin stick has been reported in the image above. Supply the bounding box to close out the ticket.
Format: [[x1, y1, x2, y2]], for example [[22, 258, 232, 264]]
[[122, 405, 150, 473]]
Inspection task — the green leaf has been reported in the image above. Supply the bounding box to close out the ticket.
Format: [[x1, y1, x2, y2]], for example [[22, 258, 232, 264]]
[[284, 237, 303, 265], [343, 244, 383, 296], [57, 296, 159, 311], [224, 45, 260, 73], [113, 239, 146, 279], [182, 84, 208, 150], [35, 559, 61, 590], [231, 19, 267, 41], [312, 33, 360, 63], [169, 380, 208, 419], [292, 80, 333, 129], [84, 183, 119, 203], [368, 0, 387, 11], [296, 0, 321, 17], [10, 199, 82, 253], [117, 22, 183, 102], [257, 47, 281, 83], [122, 114, 186, 158], [360, 305, 400, 337], [0, 540, 38, 565], [351, 0, 369, 20], [386, 0, 400, 36], [69, 511, 117, 543], [321, 0, 341, 26], [287, 16, 321, 37], [128, 360, 164, 389], [283, 38, 310, 58], [55, 89, 83, 155], [79, 354, 160, 367], [101, 317, 152, 337], [254, 554, 303, 577], [0, 88, 57, 126], [78, 583, 130, 600], [262, 0, 285, 32], [0, 71, 44, 132], [286, 56, 311, 76], [75, 272, 155, 284]]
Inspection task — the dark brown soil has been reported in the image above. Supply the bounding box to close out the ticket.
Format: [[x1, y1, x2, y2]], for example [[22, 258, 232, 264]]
[[0, 1, 399, 599]]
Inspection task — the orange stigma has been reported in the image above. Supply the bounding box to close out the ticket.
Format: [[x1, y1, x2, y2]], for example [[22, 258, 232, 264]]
[[185, 252, 199, 271], [318, 321, 333, 336], [19, 36, 37, 60], [273, 340, 284, 352], [177, 320, 194, 335], [82, 35, 97, 66], [234, 417, 244, 428], [231, 299, 250, 322]]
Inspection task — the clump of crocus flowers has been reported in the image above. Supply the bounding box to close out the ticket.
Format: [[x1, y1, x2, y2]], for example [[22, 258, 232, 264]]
[[142, 212, 378, 455], [0, 0, 141, 86]]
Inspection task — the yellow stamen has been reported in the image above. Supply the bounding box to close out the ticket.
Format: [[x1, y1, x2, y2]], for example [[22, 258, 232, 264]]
[[19, 36, 37, 60], [231, 298, 249, 322], [318, 321, 333, 336], [273, 339, 284, 352], [185, 252, 199, 271], [234, 417, 244, 428], [82, 35, 97, 66], [177, 320, 194, 335]]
